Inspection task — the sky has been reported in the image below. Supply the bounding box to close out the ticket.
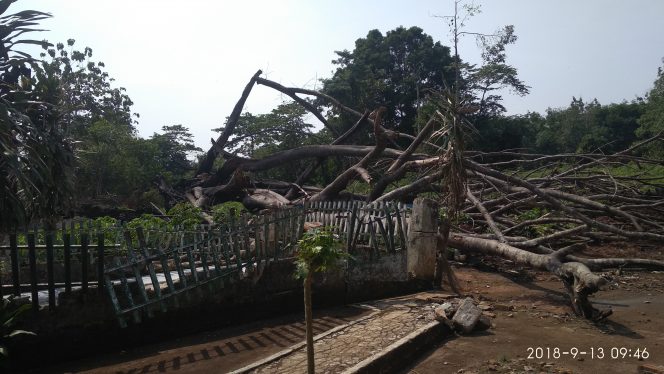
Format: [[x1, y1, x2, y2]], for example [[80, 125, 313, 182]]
[[11, 0, 664, 150]]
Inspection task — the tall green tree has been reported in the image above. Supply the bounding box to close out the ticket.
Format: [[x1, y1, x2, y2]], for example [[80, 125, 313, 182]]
[[76, 122, 200, 209], [78, 120, 153, 198], [636, 60, 664, 158], [320, 26, 454, 137], [465, 25, 530, 117], [26, 39, 147, 207], [30, 39, 136, 137], [149, 124, 202, 181]]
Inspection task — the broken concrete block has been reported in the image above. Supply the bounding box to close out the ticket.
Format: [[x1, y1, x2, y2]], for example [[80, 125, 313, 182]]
[[434, 306, 448, 321], [439, 302, 457, 318], [452, 297, 482, 334], [433, 306, 454, 329], [474, 315, 492, 331]]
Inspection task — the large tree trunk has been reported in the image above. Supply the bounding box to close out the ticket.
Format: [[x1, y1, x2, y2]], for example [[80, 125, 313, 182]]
[[197, 70, 262, 176], [448, 233, 613, 320]]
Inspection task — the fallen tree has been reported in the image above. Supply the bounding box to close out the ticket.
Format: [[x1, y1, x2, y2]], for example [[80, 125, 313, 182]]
[[156, 71, 664, 321]]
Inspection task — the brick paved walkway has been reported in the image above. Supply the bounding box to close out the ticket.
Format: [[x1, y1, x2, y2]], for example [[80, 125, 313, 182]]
[[247, 301, 434, 373]]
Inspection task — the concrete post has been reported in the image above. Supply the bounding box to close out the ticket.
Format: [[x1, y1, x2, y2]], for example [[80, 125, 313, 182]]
[[407, 198, 438, 280]]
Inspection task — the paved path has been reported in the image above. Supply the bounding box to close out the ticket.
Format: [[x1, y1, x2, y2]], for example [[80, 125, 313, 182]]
[[246, 298, 435, 374], [40, 294, 440, 374], [40, 306, 371, 374]]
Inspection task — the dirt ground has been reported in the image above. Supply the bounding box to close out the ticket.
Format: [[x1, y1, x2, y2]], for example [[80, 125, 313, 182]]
[[404, 243, 664, 374]]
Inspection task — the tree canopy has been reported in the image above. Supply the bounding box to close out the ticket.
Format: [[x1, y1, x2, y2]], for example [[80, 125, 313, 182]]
[[636, 60, 664, 158], [320, 26, 454, 137]]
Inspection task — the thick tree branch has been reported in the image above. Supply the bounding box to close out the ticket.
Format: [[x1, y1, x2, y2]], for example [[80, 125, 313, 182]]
[[197, 69, 262, 175]]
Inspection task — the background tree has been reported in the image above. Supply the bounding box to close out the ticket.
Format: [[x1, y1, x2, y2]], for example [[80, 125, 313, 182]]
[[465, 25, 530, 117], [220, 102, 315, 157], [216, 102, 316, 181], [27, 38, 202, 210], [320, 26, 454, 137], [535, 98, 643, 154], [31, 39, 136, 138], [470, 112, 543, 152], [14, 37, 146, 215], [77, 120, 154, 198], [636, 60, 664, 158], [149, 124, 202, 181]]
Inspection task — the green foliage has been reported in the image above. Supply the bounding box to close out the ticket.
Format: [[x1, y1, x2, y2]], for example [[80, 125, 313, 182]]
[[464, 24, 530, 117], [636, 61, 664, 158], [211, 202, 245, 224], [92, 216, 121, 244], [21, 37, 200, 209], [126, 214, 167, 232], [470, 112, 543, 152], [0, 299, 35, 367], [517, 207, 553, 237], [126, 203, 203, 231], [76, 120, 199, 203], [295, 228, 347, 278], [517, 207, 546, 222], [594, 162, 664, 193], [78, 120, 145, 197], [219, 102, 314, 157], [32, 39, 136, 137], [536, 98, 643, 154], [167, 203, 203, 228], [0, 1, 75, 230], [320, 26, 454, 138], [217, 102, 316, 181], [149, 124, 202, 180]]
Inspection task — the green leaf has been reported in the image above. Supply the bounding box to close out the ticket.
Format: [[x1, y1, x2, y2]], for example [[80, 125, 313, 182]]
[[7, 329, 35, 337]]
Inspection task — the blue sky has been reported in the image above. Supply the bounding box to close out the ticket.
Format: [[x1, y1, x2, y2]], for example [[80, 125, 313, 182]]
[[12, 0, 664, 149]]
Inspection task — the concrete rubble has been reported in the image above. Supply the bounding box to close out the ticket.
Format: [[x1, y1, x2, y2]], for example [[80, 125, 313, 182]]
[[430, 296, 493, 334]]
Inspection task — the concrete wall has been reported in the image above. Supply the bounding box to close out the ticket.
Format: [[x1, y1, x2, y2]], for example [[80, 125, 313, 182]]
[[407, 198, 439, 280]]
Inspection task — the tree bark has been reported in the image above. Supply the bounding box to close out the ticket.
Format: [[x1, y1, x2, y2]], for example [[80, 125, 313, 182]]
[[256, 77, 340, 137], [208, 145, 418, 187], [285, 110, 371, 200], [448, 233, 613, 321], [304, 272, 315, 374], [197, 69, 262, 176], [311, 108, 390, 201]]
